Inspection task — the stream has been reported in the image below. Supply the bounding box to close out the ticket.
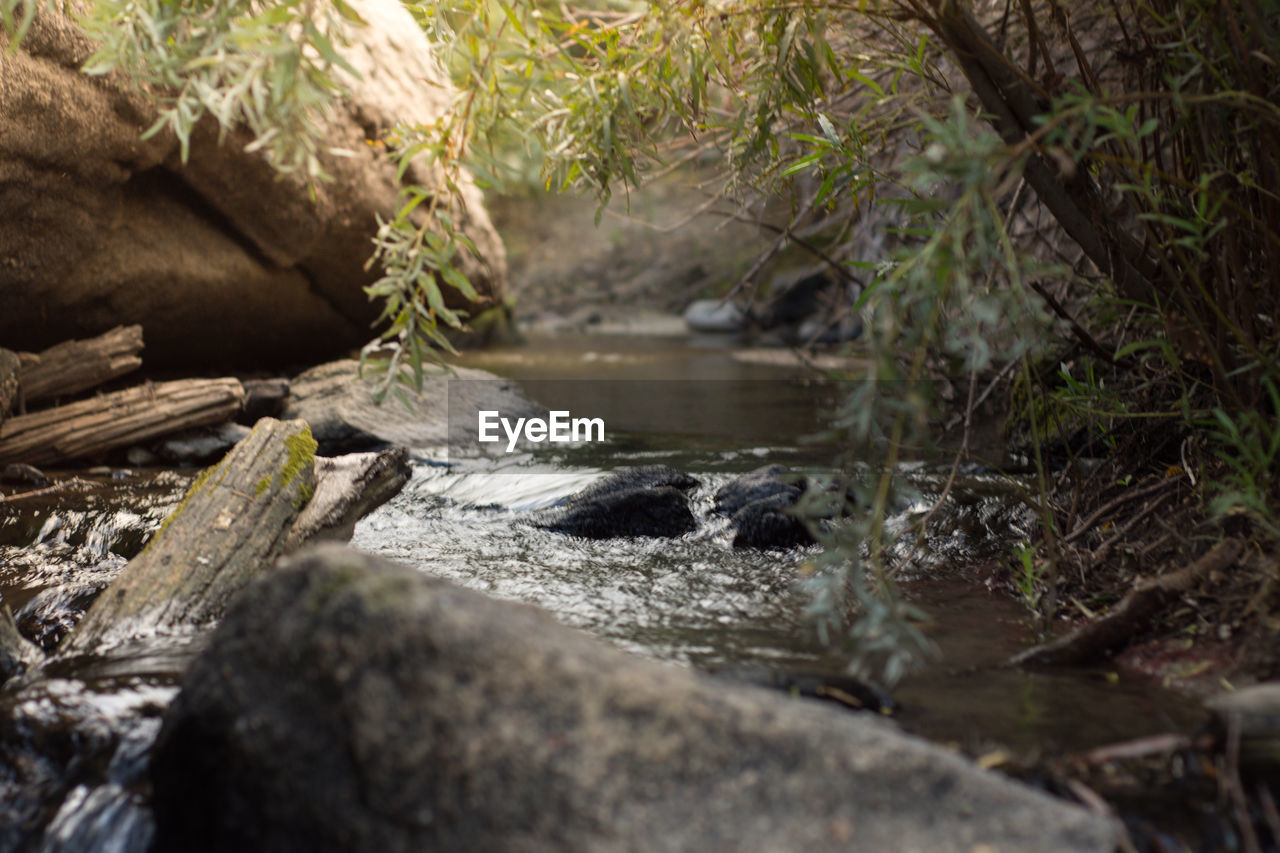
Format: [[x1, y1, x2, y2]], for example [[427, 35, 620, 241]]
[[0, 332, 1210, 850]]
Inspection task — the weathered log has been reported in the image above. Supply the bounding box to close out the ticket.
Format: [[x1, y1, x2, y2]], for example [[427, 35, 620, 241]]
[[1009, 538, 1244, 667], [283, 447, 410, 551], [17, 325, 144, 405], [0, 378, 244, 466], [0, 348, 18, 424], [60, 418, 317, 656]]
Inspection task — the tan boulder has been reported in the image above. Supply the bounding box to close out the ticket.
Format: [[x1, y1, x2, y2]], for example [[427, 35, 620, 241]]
[[0, 0, 506, 367]]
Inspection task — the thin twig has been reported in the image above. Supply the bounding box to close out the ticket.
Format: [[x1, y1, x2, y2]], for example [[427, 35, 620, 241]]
[[1028, 279, 1117, 365], [0, 477, 95, 504], [1063, 477, 1175, 544]]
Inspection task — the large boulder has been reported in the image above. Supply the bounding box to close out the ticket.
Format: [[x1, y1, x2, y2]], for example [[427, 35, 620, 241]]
[[0, 0, 505, 368], [151, 545, 1120, 853], [280, 359, 543, 454]]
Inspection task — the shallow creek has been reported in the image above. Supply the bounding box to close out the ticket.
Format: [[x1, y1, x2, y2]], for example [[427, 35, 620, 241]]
[[0, 332, 1207, 850]]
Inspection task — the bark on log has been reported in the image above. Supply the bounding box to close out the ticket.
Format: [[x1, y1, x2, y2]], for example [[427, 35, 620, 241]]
[[18, 325, 144, 405], [61, 418, 317, 655], [0, 378, 244, 466], [0, 348, 18, 424], [1009, 538, 1244, 667], [283, 447, 410, 551]]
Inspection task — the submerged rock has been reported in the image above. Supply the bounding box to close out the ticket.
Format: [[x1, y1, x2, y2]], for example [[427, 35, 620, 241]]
[[151, 546, 1120, 853], [731, 492, 815, 550], [567, 465, 699, 504], [535, 466, 699, 539], [713, 464, 802, 516], [715, 465, 814, 549], [536, 485, 696, 540]]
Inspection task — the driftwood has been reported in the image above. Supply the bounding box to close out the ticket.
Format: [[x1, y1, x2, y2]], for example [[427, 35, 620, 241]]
[[284, 447, 410, 551], [0, 378, 244, 466], [0, 349, 18, 424], [17, 325, 144, 405], [61, 418, 317, 655], [1009, 538, 1244, 667]]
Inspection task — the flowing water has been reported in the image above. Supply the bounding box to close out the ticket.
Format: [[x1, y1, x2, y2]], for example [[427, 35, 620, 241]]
[[353, 333, 1207, 756], [0, 332, 1210, 850]]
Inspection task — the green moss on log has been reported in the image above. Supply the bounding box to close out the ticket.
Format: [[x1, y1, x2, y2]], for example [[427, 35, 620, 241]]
[[282, 428, 318, 489], [144, 462, 219, 555]]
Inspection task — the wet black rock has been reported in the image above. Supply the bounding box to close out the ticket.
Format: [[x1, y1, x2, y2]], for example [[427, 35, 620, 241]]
[[537, 486, 696, 539], [713, 464, 801, 516], [731, 492, 815, 550], [534, 466, 699, 540], [714, 466, 813, 549], [568, 465, 699, 505], [150, 546, 1119, 853]]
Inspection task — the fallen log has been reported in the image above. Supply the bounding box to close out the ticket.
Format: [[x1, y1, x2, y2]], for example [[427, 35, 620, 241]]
[[0, 378, 245, 466], [0, 348, 18, 424], [1009, 538, 1244, 667], [18, 325, 144, 405], [283, 446, 410, 551], [61, 418, 317, 656]]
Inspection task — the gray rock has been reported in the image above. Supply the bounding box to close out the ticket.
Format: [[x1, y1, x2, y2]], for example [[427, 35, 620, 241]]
[[0, 0, 505, 368], [713, 464, 801, 516], [158, 422, 251, 465], [281, 359, 543, 455], [151, 546, 1120, 853], [684, 298, 746, 333], [239, 378, 291, 423], [1, 462, 50, 487], [731, 491, 815, 550]]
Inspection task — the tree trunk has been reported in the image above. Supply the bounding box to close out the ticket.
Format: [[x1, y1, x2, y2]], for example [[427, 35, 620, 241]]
[[60, 418, 318, 655], [17, 325, 145, 405], [0, 378, 244, 466]]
